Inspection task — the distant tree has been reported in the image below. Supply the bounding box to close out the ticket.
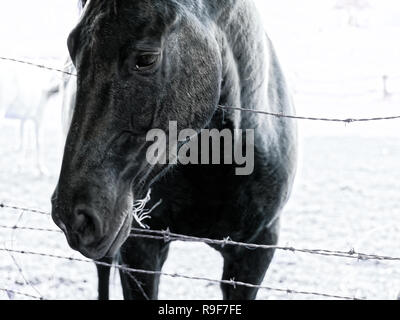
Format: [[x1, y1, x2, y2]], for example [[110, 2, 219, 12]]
[[334, 0, 371, 27]]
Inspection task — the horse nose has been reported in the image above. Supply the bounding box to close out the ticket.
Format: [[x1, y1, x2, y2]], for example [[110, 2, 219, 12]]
[[70, 205, 103, 247]]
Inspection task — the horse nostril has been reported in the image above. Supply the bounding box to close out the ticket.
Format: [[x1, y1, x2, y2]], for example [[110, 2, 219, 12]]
[[72, 206, 103, 247], [74, 210, 90, 234]]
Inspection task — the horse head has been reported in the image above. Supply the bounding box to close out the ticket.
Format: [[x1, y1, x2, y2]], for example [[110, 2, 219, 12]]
[[51, 0, 222, 259]]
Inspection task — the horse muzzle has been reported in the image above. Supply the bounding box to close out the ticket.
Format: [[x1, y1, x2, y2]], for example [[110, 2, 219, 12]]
[[51, 187, 133, 260]]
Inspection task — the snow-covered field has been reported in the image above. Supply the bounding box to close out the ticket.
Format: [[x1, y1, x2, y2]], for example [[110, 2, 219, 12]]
[[0, 0, 400, 300]]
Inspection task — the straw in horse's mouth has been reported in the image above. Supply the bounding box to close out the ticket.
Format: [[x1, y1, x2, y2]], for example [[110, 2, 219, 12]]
[[131, 189, 162, 229], [99, 190, 162, 257]]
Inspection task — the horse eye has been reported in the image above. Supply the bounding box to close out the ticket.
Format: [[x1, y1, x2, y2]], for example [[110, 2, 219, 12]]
[[134, 53, 160, 71]]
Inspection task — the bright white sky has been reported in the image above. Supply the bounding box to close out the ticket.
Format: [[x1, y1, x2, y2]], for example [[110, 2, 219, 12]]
[[0, 0, 399, 57], [0, 0, 77, 58]]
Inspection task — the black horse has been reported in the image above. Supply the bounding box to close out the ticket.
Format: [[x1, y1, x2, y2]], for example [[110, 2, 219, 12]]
[[52, 0, 297, 300]]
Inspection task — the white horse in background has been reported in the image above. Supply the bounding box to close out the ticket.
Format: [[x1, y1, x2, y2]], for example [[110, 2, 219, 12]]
[[0, 61, 59, 175], [0, 4, 82, 177]]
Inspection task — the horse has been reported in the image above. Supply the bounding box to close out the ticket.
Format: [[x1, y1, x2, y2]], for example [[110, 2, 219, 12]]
[[0, 61, 56, 175], [51, 0, 298, 300]]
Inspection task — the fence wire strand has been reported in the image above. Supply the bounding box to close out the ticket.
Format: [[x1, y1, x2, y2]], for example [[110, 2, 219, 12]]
[[0, 224, 62, 234], [0, 56, 76, 76], [0, 203, 50, 216], [217, 106, 400, 123], [129, 228, 400, 262]]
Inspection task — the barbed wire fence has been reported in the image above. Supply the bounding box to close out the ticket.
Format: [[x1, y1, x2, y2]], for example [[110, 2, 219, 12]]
[[2, 202, 400, 262], [1, 203, 400, 300], [0, 56, 400, 300]]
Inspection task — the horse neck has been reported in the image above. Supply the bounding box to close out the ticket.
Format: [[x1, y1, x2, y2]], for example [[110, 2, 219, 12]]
[[211, 0, 270, 131]]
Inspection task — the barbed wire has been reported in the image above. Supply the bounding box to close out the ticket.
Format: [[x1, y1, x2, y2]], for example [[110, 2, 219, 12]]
[[1, 55, 400, 123], [0, 248, 361, 300], [129, 229, 400, 262], [0, 56, 76, 76], [1, 204, 400, 264], [218, 106, 400, 123], [0, 224, 62, 234], [0, 203, 50, 216], [294, 74, 400, 83], [0, 288, 44, 300]]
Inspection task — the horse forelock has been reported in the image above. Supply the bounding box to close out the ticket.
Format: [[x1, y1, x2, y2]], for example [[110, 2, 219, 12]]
[[74, 0, 118, 51], [76, 0, 180, 50]]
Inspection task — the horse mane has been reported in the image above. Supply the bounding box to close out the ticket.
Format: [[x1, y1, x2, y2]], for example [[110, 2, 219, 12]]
[[78, 0, 119, 15]]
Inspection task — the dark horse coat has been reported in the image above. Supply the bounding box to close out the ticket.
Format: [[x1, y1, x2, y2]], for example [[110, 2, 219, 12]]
[[51, 0, 297, 300]]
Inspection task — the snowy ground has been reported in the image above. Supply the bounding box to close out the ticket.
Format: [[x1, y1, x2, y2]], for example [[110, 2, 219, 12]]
[[0, 1, 400, 300]]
